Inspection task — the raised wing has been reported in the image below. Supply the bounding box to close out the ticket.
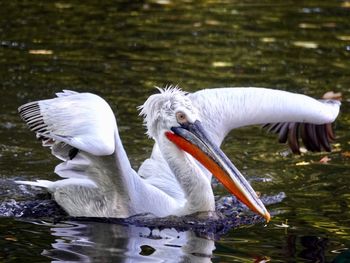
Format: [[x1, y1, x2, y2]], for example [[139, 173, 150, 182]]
[[18, 91, 127, 216], [189, 88, 340, 152], [19, 90, 117, 159], [18, 91, 181, 217]]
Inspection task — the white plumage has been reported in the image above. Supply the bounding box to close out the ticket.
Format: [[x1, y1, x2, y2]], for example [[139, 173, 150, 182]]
[[16, 87, 340, 219]]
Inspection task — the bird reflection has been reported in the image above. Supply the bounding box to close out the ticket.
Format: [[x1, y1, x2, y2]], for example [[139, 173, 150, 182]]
[[42, 220, 215, 262]]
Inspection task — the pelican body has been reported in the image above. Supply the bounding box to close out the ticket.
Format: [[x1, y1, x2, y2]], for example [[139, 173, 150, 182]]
[[16, 87, 340, 221]]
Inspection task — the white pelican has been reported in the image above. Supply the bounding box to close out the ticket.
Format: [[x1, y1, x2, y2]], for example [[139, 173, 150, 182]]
[[16, 87, 340, 222]]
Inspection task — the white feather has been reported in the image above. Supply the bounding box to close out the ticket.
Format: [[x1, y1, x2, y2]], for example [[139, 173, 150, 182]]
[[189, 87, 340, 146]]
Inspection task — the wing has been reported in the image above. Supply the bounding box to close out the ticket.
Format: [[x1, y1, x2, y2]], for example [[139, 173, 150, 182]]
[[189, 88, 340, 152], [19, 90, 117, 159], [18, 91, 182, 217], [18, 90, 131, 216], [18, 89, 122, 188], [262, 122, 335, 154]]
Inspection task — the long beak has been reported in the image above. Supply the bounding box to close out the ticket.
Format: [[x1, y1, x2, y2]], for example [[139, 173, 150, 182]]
[[165, 120, 270, 222]]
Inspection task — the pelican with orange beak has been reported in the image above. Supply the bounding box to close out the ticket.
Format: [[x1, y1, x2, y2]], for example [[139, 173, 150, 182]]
[[16, 87, 340, 221]]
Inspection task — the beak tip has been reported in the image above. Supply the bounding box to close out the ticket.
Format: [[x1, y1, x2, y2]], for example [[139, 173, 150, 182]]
[[265, 211, 271, 223]]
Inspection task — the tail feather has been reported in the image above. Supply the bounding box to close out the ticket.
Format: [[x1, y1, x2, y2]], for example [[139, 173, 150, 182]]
[[15, 180, 54, 189], [15, 178, 97, 191]]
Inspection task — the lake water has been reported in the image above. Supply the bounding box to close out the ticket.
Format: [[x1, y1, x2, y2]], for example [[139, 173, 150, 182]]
[[0, 0, 349, 262]]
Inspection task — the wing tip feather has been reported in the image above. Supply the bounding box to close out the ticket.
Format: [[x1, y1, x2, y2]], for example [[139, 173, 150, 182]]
[[264, 122, 335, 154]]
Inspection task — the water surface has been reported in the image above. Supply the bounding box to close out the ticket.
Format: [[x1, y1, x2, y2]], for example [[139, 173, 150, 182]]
[[0, 0, 349, 262]]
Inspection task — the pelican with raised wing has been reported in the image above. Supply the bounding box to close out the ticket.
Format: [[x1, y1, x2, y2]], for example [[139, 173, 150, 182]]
[[16, 87, 340, 221]]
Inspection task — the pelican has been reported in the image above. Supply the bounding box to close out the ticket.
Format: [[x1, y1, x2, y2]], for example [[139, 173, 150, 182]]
[[16, 87, 340, 222]]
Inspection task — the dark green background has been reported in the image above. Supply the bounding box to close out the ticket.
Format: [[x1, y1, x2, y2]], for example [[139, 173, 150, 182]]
[[0, 0, 349, 261]]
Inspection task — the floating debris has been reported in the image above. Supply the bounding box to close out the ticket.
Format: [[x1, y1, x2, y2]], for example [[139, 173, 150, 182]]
[[322, 91, 342, 100], [319, 156, 331, 164], [4, 235, 18, 242], [274, 219, 290, 228], [292, 41, 318, 49], [341, 151, 350, 158], [337, 35, 350, 41], [296, 161, 310, 166], [54, 3, 72, 9], [299, 23, 318, 29], [260, 37, 276, 43], [341, 1, 350, 8], [212, 61, 233, 68], [28, 49, 53, 55]]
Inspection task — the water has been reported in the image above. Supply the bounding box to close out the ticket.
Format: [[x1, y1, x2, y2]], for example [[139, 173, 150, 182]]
[[1, 0, 350, 261]]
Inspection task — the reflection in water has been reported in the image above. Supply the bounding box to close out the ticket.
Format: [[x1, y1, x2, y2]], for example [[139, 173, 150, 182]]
[[284, 235, 328, 262], [43, 221, 215, 262]]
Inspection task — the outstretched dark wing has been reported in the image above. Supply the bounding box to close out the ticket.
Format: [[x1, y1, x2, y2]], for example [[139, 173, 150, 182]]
[[263, 122, 335, 154]]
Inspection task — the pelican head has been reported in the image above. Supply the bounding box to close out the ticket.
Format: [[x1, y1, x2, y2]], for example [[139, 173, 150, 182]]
[[140, 86, 270, 222], [139, 86, 198, 139]]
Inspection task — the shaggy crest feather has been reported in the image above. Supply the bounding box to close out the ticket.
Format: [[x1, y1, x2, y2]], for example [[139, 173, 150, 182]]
[[138, 85, 191, 138]]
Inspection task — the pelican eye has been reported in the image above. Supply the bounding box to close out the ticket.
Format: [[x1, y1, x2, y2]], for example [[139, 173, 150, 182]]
[[176, 111, 187, 124]]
